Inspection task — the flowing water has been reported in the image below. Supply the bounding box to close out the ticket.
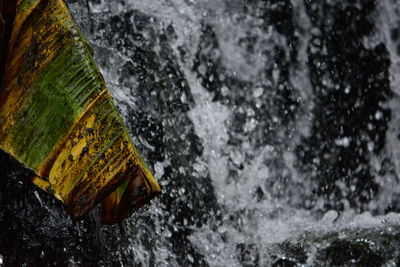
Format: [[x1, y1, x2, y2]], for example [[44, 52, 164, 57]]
[[66, 0, 400, 266], [3, 0, 400, 266]]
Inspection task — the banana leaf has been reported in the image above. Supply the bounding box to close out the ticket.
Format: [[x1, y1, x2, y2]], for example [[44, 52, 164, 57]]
[[0, 0, 161, 224]]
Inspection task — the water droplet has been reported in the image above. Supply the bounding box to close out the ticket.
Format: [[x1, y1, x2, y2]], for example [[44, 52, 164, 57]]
[[187, 254, 194, 263], [252, 87, 264, 98], [375, 111, 383, 120], [335, 137, 350, 147]]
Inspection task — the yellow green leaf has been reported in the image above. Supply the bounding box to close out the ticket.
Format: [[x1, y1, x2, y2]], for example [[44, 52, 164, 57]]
[[0, 0, 161, 224]]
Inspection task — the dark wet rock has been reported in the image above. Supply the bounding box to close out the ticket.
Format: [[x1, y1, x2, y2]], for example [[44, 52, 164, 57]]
[[267, 241, 307, 266], [0, 150, 104, 265], [272, 258, 297, 267], [317, 240, 383, 266], [236, 243, 260, 266], [297, 0, 394, 212], [264, 224, 400, 266]]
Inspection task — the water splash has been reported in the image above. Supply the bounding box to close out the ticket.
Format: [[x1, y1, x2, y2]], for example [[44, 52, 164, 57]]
[[64, 0, 400, 265]]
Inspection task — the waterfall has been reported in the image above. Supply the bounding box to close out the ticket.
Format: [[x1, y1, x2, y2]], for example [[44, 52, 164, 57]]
[[66, 0, 400, 265], [2, 0, 400, 265]]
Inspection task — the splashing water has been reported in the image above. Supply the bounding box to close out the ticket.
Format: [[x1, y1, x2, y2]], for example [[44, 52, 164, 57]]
[[13, 0, 400, 265]]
